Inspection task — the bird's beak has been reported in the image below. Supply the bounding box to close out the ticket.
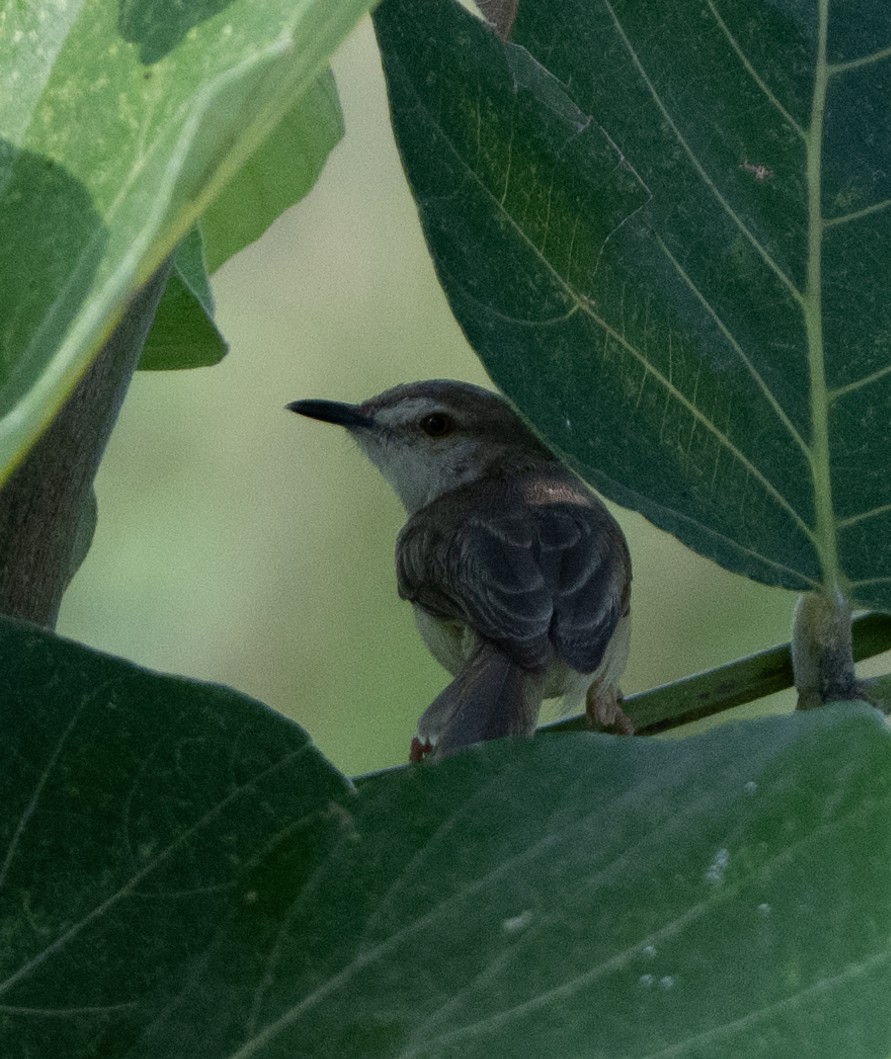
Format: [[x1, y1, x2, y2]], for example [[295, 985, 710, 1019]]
[[286, 399, 373, 431]]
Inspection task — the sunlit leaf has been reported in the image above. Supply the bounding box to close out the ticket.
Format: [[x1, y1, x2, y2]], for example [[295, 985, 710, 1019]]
[[0, 0, 375, 482]]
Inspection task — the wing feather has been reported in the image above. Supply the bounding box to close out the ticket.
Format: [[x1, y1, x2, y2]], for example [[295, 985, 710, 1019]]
[[397, 470, 629, 673]]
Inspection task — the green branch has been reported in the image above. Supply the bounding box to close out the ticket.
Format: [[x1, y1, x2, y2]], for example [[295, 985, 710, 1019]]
[[543, 612, 891, 736]]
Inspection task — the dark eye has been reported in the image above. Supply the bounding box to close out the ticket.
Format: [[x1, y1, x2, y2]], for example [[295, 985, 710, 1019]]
[[419, 412, 454, 437]]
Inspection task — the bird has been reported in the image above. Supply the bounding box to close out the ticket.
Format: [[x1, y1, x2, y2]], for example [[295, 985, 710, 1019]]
[[288, 379, 632, 761]]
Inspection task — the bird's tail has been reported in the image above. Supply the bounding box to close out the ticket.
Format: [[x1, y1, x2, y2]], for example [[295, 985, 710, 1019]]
[[411, 640, 543, 761]]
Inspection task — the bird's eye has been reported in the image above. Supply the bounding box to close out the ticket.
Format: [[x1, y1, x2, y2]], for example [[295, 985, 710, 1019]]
[[419, 412, 454, 437]]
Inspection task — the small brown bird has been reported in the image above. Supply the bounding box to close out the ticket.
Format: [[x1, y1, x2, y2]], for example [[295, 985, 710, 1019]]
[[288, 380, 632, 760]]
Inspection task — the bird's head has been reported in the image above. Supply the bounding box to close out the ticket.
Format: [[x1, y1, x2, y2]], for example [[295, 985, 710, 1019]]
[[288, 379, 550, 512]]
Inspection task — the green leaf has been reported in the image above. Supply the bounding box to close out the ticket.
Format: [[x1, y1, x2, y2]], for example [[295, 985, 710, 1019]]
[[200, 67, 345, 274], [0, 616, 349, 1057], [126, 709, 891, 1057], [373, 0, 891, 610], [138, 68, 344, 371], [0, 0, 375, 483], [138, 228, 228, 370], [3, 617, 891, 1056]]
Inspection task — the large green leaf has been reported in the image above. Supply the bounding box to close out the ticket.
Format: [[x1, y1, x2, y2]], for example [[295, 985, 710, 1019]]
[[139, 710, 891, 1058], [373, 0, 891, 611], [0, 0, 374, 482], [3, 617, 891, 1056]]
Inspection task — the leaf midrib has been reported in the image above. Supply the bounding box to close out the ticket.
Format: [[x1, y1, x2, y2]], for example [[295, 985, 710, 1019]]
[[803, 0, 838, 596]]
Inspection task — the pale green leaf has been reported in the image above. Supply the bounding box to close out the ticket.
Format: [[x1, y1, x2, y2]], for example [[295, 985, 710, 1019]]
[[0, 0, 375, 482]]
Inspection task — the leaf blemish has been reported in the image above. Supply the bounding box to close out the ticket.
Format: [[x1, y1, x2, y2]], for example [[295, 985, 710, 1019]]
[[502, 910, 534, 932], [705, 846, 730, 883], [740, 159, 773, 182]]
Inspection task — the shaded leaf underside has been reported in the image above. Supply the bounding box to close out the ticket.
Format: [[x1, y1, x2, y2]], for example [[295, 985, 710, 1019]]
[[374, 0, 891, 609], [137, 228, 228, 370]]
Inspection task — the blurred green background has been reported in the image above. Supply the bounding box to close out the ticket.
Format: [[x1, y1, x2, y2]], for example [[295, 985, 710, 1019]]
[[57, 18, 812, 776]]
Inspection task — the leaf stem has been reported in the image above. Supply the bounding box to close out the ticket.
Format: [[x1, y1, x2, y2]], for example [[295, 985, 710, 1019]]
[[0, 263, 172, 627]]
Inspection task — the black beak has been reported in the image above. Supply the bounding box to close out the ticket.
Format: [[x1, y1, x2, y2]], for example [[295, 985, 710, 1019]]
[[286, 399, 373, 430]]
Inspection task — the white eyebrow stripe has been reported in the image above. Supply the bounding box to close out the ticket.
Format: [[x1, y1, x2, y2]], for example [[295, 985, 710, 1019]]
[[374, 398, 446, 424]]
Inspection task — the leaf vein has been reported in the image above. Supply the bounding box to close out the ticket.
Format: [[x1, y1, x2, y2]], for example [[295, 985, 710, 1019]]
[[829, 362, 891, 400], [579, 299, 816, 543], [400, 770, 726, 1053], [0, 743, 315, 1000], [837, 502, 891, 531], [642, 949, 891, 1058], [0, 689, 94, 893], [823, 195, 891, 229], [829, 43, 891, 75], [703, 0, 806, 140]]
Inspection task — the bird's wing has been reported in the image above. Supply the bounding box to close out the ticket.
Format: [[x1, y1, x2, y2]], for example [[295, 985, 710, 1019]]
[[397, 480, 629, 673], [543, 502, 630, 673]]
